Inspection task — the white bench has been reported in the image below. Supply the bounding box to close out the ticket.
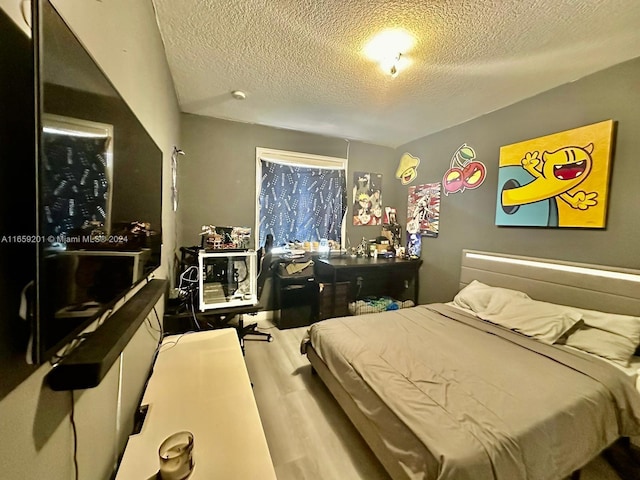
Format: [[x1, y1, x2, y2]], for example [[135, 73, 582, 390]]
[[115, 328, 276, 479]]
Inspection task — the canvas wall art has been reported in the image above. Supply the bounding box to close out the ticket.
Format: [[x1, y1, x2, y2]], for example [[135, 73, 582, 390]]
[[496, 120, 615, 228], [353, 171, 383, 225]]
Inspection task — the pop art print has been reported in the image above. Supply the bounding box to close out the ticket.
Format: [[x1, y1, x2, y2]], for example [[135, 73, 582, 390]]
[[407, 183, 441, 237], [442, 144, 486, 195], [496, 120, 614, 228]]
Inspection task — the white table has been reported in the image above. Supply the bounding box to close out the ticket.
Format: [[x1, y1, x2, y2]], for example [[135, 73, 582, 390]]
[[115, 328, 276, 479]]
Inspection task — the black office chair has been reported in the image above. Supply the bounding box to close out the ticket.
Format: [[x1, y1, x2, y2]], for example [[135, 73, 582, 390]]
[[236, 236, 275, 348]]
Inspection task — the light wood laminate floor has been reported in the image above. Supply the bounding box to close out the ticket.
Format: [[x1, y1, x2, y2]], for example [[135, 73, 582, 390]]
[[243, 315, 623, 480]]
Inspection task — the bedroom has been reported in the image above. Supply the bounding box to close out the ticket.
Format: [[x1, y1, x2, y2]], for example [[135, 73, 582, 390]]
[[1, 0, 640, 479]]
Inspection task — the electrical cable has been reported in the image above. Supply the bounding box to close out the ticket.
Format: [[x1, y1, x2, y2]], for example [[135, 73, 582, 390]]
[[49, 331, 94, 366], [190, 291, 201, 330], [158, 332, 193, 353], [176, 264, 201, 330], [70, 390, 79, 480], [151, 305, 164, 338], [143, 310, 162, 338]]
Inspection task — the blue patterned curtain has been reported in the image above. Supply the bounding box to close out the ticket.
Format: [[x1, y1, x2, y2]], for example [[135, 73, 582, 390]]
[[258, 160, 346, 248]]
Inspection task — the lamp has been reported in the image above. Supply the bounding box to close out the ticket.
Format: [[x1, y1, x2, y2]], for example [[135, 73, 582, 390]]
[[363, 29, 414, 78]]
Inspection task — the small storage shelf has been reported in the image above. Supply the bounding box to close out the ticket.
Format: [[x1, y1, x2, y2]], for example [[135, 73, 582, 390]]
[[47, 279, 166, 391], [198, 250, 257, 311], [318, 281, 350, 320], [274, 271, 317, 329]]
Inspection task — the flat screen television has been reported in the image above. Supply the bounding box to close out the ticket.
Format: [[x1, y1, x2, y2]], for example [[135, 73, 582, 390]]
[[0, 5, 38, 399], [32, 0, 163, 364]]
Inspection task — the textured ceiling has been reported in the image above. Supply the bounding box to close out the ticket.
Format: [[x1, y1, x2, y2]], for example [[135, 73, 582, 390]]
[[151, 0, 640, 148]]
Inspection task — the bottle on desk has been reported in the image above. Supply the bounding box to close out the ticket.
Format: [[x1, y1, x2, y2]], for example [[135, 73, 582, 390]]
[[319, 238, 330, 259]]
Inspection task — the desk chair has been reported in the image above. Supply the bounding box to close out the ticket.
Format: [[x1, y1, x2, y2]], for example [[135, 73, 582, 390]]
[[237, 243, 276, 349], [172, 245, 273, 351]]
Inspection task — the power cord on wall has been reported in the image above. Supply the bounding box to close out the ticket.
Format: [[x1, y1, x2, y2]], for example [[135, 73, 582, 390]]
[[148, 305, 164, 339], [70, 390, 79, 480]]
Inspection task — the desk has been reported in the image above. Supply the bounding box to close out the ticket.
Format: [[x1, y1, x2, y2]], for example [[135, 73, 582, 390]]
[[314, 256, 422, 318], [115, 329, 276, 479]]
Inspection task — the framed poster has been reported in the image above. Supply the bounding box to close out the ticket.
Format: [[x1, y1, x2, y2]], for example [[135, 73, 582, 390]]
[[496, 120, 615, 228], [407, 183, 441, 237], [353, 171, 383, 226]]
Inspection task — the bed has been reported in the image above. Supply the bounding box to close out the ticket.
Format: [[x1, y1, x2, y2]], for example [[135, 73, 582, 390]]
[[301, 249, 640, 480]]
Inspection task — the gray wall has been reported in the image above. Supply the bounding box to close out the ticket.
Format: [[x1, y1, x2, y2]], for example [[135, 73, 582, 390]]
[[180, 56, 640, 308], [178, 114, 397, 250], [397, 56, 640, 304]]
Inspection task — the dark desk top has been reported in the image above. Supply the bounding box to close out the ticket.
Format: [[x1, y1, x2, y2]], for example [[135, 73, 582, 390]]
[[199, 304, 261, 316], [314, 256, 421, 269]]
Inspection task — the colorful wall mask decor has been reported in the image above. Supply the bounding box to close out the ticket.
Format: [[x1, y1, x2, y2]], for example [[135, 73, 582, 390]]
[[442, 144, 486, 195], [496, 120, 615, 228], [395, 152, 420, 185], [353, 171, 383, 225], [407, 182, 441, 238]]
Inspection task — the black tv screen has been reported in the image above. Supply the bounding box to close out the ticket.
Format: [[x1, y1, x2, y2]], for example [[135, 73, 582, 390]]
[[0, 5, 38, 399], [33, 0, 163, 364]]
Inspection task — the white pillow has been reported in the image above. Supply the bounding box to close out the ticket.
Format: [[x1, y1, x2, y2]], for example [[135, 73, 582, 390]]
[[474, 296, 583, 345], [561, 327, 637, 367], [568, 307, 640, 344], [558, 307, 640, 367], [452, 280, 530, 313]]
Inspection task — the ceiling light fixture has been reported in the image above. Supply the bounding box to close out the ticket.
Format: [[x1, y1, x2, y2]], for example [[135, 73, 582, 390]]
[[385, 53, 402, 78], [231, 90, 246, 100], [363, 29, 415, 78]]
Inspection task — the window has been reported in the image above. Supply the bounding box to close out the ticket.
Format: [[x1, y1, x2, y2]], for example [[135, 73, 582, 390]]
[[255, 148, 347, 250]]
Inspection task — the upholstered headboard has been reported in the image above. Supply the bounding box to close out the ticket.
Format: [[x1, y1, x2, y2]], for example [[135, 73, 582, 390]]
[[460, 249, 640, 316]]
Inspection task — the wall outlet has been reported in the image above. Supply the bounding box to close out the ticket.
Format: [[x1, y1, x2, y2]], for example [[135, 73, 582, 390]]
[[356, 276, 363, 287]]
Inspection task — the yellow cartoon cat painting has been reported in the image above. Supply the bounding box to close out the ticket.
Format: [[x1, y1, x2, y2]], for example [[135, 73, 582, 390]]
[[495, 119, 614, 228], [502, 144, 597, 210]]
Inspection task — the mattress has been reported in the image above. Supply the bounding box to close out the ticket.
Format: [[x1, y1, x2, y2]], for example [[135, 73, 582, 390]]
[[305, 303, 640, 480]]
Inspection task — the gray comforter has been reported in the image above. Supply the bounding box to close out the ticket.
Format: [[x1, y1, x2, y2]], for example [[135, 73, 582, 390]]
[[305, 304, 640, 480]]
